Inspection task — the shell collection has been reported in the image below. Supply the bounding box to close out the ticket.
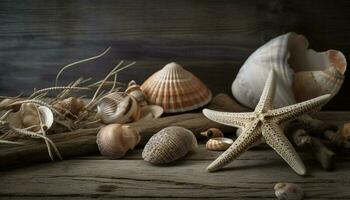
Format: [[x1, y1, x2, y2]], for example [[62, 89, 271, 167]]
[[206, 137, 233, 151], [200, 128, 224, 138], [96, 124, 140, 159], [142, 126, 197, 164], [274, 182, 304, 200], [232, 32, 346, 109], [141, 62, 212, 113]]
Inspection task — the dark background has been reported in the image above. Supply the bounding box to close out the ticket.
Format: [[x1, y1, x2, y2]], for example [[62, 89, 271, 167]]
[[0, 0, 349, 109]]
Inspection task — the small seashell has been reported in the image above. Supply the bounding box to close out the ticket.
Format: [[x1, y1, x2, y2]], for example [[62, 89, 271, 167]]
[[96, 124, 140, 159], [274, 182, 304, 200], [338, 122, 350, 142], [139, 105, 164, 121], [142, 126, 197, 164], [53, 97, 86, 119], [141, 62, 212, 113], [38, 106, 54, 131], [206, 137, 233, 151], [125, 80, 148, 106], [96, 92, 141, 124], [200, 128, 224, 138], [232, 32, 346, 109]]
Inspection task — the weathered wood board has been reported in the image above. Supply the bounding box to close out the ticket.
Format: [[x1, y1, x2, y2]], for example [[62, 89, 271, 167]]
[[0, 0, 349, 109]]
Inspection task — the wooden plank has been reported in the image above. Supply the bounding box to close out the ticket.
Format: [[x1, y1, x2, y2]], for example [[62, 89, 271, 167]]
[[0, 150, 350, 199], [0, 0, 349, 109]]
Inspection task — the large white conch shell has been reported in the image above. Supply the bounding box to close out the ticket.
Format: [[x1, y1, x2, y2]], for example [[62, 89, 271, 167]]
[[232, 32, 347, 109]]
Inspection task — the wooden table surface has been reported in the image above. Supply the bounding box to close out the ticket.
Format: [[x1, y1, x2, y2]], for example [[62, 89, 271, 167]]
[[0, 111, 350, 200]]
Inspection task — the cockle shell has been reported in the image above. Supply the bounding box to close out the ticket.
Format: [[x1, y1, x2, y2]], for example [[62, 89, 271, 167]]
[[141, 62, 212, 113], [200, 128, 224, 138], [139, 105, 164, 121], [96, 124, 140, 159], [125, 80, 148, 106], [274, 182, 304, 200], [206, 137, 233, 151], [142, 126, 197, 164], [232, 32, 346, 109], [96, 92, 141, 124], [53, 97, 86, 119]]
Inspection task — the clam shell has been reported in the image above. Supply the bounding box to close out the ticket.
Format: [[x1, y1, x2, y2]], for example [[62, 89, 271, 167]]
[[206, 137, 233, 151], [96, 124, 140, 159], [141, 62, 212, 113], [200, 128, 224, 138], [232, 32, 346, 109], [142, 126, 197, 164], [274, 182, 304, 200], [125, 80, 148, 106], [96, 92, 141, 124], [139, 105, 164, 121]]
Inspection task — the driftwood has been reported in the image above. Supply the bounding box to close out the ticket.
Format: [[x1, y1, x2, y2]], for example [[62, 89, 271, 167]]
[[0, 93, 242, 168]]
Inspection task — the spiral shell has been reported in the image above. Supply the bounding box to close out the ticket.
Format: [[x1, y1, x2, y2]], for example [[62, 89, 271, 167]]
[[200, 128, 224, 138], [53, 97, 86, 119], [125, 80, 148, 106], [206, 137, 233, 151], [141, 62, 212, 113], [232, 32, 346, 109], [142, 126, 197, 164], [96, 92, 141, 124], [96, 124, 140, 159], [274, 182, 304, 200]]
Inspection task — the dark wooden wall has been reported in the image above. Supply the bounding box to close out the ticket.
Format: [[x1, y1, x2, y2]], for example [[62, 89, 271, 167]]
[[0, 0, 349, 109]]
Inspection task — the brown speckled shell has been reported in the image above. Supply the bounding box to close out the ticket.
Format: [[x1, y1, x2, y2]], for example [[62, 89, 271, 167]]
[[200, 128, 224, 138], [141, 62, 212, 113], [142, 126, 197, 164]]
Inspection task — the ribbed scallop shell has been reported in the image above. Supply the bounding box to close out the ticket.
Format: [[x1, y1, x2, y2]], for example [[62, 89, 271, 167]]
[[206, 137, 233, 151], [96, 124, 140, 159], [274, 182, 304, 200], [232, 32, 346, 109], [142, 126, 197, 164], [96, 92, 140, 124], [141, 62, 212, 113]]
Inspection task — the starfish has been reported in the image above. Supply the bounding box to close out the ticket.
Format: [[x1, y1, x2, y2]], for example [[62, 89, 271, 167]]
[[203, 70, 331, 175]]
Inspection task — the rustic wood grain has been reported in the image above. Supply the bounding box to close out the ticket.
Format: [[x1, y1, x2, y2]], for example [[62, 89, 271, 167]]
[[0, 0, 349, 109]]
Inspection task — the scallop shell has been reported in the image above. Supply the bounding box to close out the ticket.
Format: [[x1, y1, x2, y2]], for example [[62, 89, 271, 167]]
[[96, 92, 141, 124], [142, 126, 197, 164], [96, 124, 140, 159], [206, 137, 233, 151], [200, 128, 224, 138], [141, 62, 212, 113], [232, 32, 346, 109], [274, 182, 304, 200], [125, 80, 148, 106], [53, 97, 86, 118], [139, 105, 164, 121]]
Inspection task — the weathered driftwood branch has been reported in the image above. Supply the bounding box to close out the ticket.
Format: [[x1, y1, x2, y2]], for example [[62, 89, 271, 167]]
[[0, 93, 242, 168]]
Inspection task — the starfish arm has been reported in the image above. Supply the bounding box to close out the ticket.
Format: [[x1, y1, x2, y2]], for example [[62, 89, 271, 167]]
[[262, 122, 306, 175], [207, 119, 261, 172], [255, 70, 276, 113], [267, 94, 331, 123], [203, 109, 255, 128]]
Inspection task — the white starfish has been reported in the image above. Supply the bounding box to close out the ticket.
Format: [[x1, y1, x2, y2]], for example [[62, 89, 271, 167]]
[[203, 70, 331, 175]]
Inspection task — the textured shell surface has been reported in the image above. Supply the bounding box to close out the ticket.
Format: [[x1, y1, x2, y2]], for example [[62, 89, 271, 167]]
[[142, 126, 197, 164], [96, 92, 140, 124], [141, 62, 212, 113], [96, 124, 140, 159], [200, 128, 224, 138], [206, 137, 233, 151], [232, 32, 347, 109], [274, 182, 304, 200]]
